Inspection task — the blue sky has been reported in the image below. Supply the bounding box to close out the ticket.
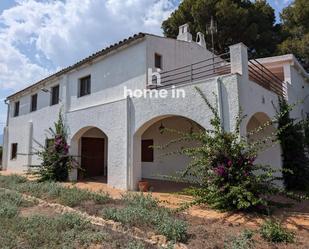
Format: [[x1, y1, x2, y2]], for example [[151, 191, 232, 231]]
[[0, 0, 292, 135]]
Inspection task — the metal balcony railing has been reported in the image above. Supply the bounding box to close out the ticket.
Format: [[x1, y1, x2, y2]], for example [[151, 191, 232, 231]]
[[248, 59, 286, 97], [152, 52, 231, 88]]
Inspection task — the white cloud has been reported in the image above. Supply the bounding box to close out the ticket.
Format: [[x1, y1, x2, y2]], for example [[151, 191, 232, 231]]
[[0, 0, 176, 92]]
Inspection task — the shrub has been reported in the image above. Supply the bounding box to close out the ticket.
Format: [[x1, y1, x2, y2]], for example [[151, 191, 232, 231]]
[[0, 175, 110, 207], [127, 240, 146, 249], [276, 97, 309, 190], [0, 213, 108, 249], [158, 87, 284, 211], [0, 189, 34, 218], [122, 192, 159, 209], [102, 193, 187, 242], [260, 219, 295, 243], [0, 201, 19, 218], [224, 230, 254, 249], [29, 111, 79, 182], [155, 217, 187, 242], [103, 206, 153, 226], [0, 174, 28, 187]]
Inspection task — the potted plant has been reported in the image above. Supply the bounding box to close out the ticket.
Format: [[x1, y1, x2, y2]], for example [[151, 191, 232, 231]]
[[138, 180, 150, 192]]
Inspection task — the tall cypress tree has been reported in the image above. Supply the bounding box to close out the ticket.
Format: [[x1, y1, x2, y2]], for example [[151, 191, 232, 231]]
[[277, 97, 309, 190]]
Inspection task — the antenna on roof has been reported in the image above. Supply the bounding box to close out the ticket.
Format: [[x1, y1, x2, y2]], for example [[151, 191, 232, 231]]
[[206, 16, 217, 69], [206, 16, 217, 54]]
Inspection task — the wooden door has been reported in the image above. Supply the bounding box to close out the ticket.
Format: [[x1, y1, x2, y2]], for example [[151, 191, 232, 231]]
[[81, 137, 105, 177]]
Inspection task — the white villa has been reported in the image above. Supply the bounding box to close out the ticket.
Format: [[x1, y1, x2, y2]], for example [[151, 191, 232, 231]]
[[2, 24, 309, 190]]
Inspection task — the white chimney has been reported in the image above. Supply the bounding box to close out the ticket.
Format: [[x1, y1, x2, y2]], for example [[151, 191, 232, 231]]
[[196, 32, 206, 48], [177, 24, 192, 42]]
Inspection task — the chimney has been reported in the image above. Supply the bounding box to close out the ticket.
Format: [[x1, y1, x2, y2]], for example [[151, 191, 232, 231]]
[[196, 32, 206, 48], [177, 24, 192, 42]]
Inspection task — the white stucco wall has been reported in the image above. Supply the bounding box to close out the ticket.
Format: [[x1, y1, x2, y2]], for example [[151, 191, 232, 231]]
[[6, 102, 61, 172], [4, 34, 308, 191], [68, 98, 129, 189], [129, 74, 240, 189], [146, 35, 214, 72], [237, 76, 282, 174], [286, 65, 309, 119], [141, 116, 202, 180], [67, 40, 147, 112]]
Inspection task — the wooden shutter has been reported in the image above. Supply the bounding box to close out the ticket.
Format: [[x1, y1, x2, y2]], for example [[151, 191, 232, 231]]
[[11, 143, 18, 159], [31, 94, 37, 112], [141, 139, 154, 162], [14, 101, 20, 117], [51, 85, 59, 105], [79, 75, 91, 97], [155, 53, 162, 69]]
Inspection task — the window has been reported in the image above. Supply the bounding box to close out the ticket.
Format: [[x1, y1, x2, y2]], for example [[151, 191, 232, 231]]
[[141, 139, 154, 162], [45, 138, 54, 149], [13, 101, 20, 117], [155, 53, 162, 69], [79, 75, 91, 97], [11, 143, 18, 160], [30, 94, 37, 112], [51, 85, 60, 105]]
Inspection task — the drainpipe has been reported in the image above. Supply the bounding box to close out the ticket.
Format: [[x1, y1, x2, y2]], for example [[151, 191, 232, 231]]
[[4, 99, 9, 127], [217, 77, 225, 131], [2, 99, 10, 170], [126, 96, 133, 190]]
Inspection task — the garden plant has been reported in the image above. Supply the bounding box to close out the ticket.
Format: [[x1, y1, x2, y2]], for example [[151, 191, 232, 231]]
[[159, 87, 291, 212]]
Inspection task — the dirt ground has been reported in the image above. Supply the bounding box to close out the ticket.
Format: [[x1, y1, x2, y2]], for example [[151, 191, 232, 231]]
[[14, 197, 157, 249], [64, 177, 309, 228], [61, 177, 309, 248], [2, 171, 309, 248], [183, 214, 309, 249]]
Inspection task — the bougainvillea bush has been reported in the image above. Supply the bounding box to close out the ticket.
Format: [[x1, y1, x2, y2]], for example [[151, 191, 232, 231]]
[[161, 87, 284, 212], [30, 112, 77, 182]]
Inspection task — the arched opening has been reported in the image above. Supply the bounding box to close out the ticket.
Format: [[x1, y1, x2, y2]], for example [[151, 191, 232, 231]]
[[71, 127, 108, 182], [132, 115, 204, 191], [246, 112, 282, 172]]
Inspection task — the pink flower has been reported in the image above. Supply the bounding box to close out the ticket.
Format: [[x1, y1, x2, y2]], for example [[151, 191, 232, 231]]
[[227, 160, 232, 168], [214, 165, 227, 177], [64, 144, 70, 154]]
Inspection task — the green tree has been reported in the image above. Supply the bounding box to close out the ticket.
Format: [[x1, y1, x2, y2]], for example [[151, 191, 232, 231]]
[[278, 0, 309, 70], [276, 97, 309, 190], [162, 0, 280, 57]]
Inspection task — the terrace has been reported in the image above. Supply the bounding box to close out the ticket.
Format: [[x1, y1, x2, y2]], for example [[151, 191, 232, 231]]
[[152, 44, 285, 97]]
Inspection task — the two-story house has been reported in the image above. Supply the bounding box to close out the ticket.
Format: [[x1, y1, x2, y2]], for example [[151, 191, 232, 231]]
[[2, 24, 309, 190]]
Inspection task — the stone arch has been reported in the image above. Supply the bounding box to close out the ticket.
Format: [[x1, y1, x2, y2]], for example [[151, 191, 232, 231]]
[[70, 126, 108, 182], [130, 114, 205, 190], [246, 112, 282, 172]]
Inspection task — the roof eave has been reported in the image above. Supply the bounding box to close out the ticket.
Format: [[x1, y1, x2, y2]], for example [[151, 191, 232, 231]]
[[6, 32, 147, 101]]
